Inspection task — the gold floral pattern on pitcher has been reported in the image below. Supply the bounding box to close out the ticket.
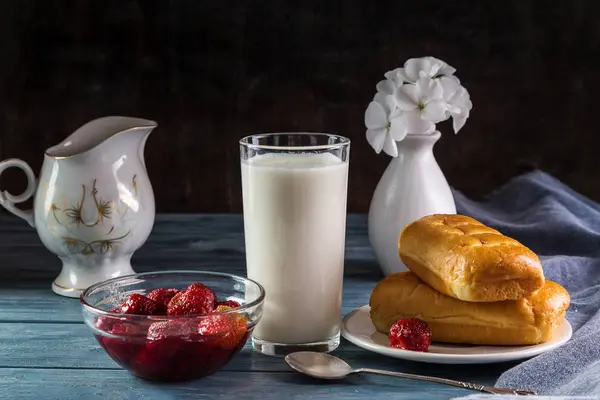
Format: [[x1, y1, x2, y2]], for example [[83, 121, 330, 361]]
[[49, 175, 139, 255], [63, 179, 112, 226], [59, 230, 132, 255]]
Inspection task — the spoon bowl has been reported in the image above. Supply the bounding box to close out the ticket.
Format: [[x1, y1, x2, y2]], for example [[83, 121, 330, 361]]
[[285, 352, 353, 380]]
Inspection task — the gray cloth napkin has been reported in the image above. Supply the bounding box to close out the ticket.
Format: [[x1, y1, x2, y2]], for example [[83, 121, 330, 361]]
[[452, 171, 600, 397], [452, 396, 597, 400]]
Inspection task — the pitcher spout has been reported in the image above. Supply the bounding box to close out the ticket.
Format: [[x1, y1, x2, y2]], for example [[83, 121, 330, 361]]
[[45, 116, 157, 159]]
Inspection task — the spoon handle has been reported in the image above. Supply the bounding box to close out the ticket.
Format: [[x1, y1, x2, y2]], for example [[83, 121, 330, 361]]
[[355, 368, 536, 396]]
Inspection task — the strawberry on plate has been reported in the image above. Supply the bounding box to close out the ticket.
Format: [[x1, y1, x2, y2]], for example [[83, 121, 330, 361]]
[[388, 318, 432, 352]]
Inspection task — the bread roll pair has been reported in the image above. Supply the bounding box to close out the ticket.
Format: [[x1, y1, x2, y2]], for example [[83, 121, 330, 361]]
[[369, 214, 570, 345], [370, 271, 569, 345]]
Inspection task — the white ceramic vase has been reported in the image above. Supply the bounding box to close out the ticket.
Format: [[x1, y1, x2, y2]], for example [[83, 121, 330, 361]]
[[368, 131, 456, 276]]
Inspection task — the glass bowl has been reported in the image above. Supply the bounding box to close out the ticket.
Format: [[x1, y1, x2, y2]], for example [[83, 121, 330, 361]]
[[80, 271, 265, 382]]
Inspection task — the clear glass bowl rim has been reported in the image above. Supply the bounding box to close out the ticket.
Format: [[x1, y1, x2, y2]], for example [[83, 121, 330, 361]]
[[80, 270, 266, 320], [239, 132, 351, 151]]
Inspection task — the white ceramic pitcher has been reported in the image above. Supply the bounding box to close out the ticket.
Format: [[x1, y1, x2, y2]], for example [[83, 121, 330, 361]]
[[0, 116, 157, 297]]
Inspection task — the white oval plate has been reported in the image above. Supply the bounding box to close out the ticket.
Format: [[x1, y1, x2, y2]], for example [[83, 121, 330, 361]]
[[341, 305, 572, 364]]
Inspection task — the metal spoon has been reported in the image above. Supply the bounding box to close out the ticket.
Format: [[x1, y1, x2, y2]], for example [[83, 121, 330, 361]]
[[284, 352, 536, 396]]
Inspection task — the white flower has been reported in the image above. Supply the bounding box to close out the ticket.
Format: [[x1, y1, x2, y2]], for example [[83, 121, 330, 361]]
[[365, 92, 407, 157], [439, 75, 473, 133], [385, 56, 456, 84], [395, 76, 447, 134], [365, 56, 472, 156]]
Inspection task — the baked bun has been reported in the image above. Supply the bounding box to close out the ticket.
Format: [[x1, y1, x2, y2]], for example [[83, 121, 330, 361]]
[[369, 271, 570, 346], [398, 214, 545, 302]]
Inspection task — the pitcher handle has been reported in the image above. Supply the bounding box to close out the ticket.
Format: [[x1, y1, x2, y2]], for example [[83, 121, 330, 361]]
[[0, 159, 37, 227]]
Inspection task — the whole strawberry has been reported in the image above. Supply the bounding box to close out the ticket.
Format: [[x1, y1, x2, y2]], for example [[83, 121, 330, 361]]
[[110, 321, 148, 337], [198, 312, 247, 350], [388, 318, 432, 352], [95, 307, 121, 331], [119, 293, 162, 315], [147, 288, 180, 312], [147, 320, 199, 341], [167, 287, 216, 316], [216, 300, 241, 309], [187, 282, 208, 291]]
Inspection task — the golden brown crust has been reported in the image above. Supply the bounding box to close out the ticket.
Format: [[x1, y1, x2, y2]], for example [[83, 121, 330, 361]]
[[369, 271, 570, 345], [398, 214, 545, 302]]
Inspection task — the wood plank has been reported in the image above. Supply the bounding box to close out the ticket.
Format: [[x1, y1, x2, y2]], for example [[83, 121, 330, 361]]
[[0, 277, 376, 322], [0, 368, 480, 400], [0, 214, 377, 282], [0, 214, 380, 322], [0, 322, 509, 384]]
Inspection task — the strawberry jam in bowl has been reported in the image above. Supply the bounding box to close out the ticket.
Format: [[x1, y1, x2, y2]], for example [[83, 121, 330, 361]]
[[80, 271, 265, 382]]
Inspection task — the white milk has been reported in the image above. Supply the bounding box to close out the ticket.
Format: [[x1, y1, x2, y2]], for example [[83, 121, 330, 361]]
[[242, 153, 348, 344]]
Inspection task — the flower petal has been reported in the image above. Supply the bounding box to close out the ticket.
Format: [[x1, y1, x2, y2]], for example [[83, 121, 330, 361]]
[[384, 68, 401, 82], [452, 109, 470, 133], [422, 99, 448, 122], [389, 106, 402, 120], [446, 104, 462, 115], [373, 92, 397, 118], [388, 116, 408, 142], [376, 79, 396, 95], [404, 58, 430, 82], [416, 76, 443, 100], [365, 101, 387, 129], [384, 68, 409, 86], [463, 97, 473, 111], [384, 68, 415, 85], [366, 128, 386, 153], [439, 75, 460, 102], [424, 56, 455, 77], [450, 87, 473, 111], [404, 56, 447, 81], [399, 110, 435, 134], [438, 62, 456, 76], [382, 132, 398, 157], [424, 123, 436, 134], [395, 84, 419, 111]]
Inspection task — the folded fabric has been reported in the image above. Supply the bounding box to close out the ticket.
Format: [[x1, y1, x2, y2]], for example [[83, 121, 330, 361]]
[[452, 395, 597, 400], [452, 171, 600, 397]]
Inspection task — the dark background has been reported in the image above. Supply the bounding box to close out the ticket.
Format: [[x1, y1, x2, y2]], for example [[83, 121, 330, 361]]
[[0, 1, 597, 213]]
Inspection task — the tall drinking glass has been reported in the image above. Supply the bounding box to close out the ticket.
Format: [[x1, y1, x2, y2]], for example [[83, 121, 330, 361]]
[[240, 133, 350, 356]]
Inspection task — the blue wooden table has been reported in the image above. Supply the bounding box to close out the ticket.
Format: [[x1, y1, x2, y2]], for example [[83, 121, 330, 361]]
[[0, 214, 513, 399]]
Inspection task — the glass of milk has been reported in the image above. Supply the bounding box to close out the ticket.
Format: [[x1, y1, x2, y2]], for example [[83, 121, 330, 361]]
[[240, 133, 350, 356]]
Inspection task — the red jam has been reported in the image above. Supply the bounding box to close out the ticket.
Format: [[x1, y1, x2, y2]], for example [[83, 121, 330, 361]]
[[93, 281, 249, 381], [94, 329, 251, 381]]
